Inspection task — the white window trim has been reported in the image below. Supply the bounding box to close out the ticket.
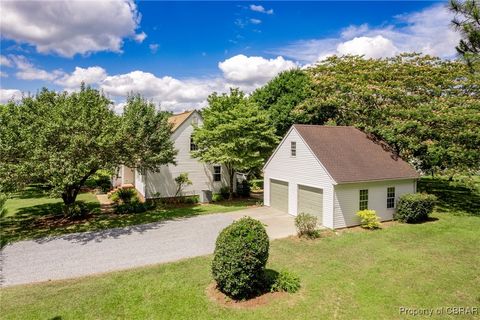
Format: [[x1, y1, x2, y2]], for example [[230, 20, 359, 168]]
[[291, 141, 297, 157]]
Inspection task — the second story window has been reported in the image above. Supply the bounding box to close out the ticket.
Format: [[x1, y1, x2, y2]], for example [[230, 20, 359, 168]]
[[213, 165, 221, 182], [291, 141, 297, 157], [190, 136, 198, 151]]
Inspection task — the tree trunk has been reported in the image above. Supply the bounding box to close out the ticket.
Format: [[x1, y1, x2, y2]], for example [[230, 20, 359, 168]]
[[61, 168, 97, 216], [228, 165, 235, 200]]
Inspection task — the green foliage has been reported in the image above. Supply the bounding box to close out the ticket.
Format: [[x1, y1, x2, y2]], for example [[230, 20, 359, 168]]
[[219, 186, 230, 200], [300, 54, 480, 176], [192, 88, 278, 198], [174, 173, 192, 197], [84, 170, 112, 192], [212, 193, 224, 202], [236, 180, 251, 197], [212, 217, 269, 299], [68, 201, 91, 220], [112, 188, 138, 204], [115, 201, 152, 214], [356, 209, 381, 229], [450, 0, 480, 70], [0, 194, 7, 217], [0, 87, 176, 216], [249, 179, 262, 191], [294, 212, 319, 238], [395, 193, 438, 223], [269, 270, 301, 293], [250, 69, 314, 136]]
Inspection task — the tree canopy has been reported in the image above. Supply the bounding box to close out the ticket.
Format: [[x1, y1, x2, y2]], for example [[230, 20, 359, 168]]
[[0, 87, 176, 214], [299, 54, 480, 175], [192, 88, 278, 197]]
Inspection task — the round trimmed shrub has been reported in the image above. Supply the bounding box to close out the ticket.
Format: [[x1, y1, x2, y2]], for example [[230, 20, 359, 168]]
[[394, 193, 437, 223], [212, 217, 269, 299]]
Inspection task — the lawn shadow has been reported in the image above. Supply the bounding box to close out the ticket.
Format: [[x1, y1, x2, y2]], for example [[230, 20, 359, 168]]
[[418, 178, 480, 217]]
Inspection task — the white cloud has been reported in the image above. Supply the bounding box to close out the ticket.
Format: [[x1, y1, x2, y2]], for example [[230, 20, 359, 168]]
[[134, 32, 147, 43], [249, 4, 273, 15], [0, 71, 8, 78], [10, 55, 64, 81], [219, 55, 297, 86], [274, 4, 460, 62], [337, 35, 398, 58], [0, 89, 23, 104], [149, 43, 159, 54], [0, 0, 145, 57], [55, 66, 108, 88], [250, 18, 262, 25], [0, 55, 12, 67]]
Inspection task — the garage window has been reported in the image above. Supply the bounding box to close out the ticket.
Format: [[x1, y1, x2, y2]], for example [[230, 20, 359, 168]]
[[387, 187, 395, 209], [359, 189, 368, 210], [213, 166, 221, 181], [291, 141, 296, 157]]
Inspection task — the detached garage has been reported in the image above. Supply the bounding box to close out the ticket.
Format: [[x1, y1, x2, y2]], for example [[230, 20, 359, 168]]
[[263, 125, 419, 229]]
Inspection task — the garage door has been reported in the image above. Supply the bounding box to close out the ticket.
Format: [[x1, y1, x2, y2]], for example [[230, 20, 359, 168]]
[[270, 179, 288, 213], [297, 185, 323, 222]]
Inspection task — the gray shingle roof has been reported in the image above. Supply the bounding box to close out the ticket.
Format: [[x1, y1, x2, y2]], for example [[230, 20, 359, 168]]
[[293, 125, 419, 183]]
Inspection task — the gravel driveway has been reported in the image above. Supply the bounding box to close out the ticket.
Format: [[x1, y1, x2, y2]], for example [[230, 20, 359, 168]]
[[0, 207, 295, 287]]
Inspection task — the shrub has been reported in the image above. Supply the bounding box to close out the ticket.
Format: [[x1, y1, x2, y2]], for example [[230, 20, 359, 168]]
[[249, 179, 263, 190], [115, 200, 152, 214], [356, 209, 380, 229], [270, 270, 301, 293], [65, 201, 91, 219], [212, 217, 269, 300], [183, 195, 199, 204], [0, 194, 8, 217], [112, 188, 138, 204], [84, 170, 112, 192], [212, 193, 223, 202], [220, 186, 230, 199], [236, 180, 251, 197], [395, 193, 437, 223], [294, 212, 319, 238]]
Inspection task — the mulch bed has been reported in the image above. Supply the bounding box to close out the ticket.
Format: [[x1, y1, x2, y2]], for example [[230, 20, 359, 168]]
[[206, 283, 287, 309]]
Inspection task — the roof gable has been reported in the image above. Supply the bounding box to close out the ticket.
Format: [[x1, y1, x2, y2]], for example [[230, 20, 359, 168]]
[[168, 110, 199, 132], [293, 125, 419, 183]]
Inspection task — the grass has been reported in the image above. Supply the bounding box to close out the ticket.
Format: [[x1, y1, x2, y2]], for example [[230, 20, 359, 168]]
[[0, 186, 257, 246], [1, 177, 479, 319]]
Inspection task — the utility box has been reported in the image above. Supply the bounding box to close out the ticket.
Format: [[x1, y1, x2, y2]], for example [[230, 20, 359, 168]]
[[200, 190, 212, 203]]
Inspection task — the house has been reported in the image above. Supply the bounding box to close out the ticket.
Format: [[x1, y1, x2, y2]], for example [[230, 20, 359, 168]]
[[263, 125, 419, 229], [114, 110, 231, 200]]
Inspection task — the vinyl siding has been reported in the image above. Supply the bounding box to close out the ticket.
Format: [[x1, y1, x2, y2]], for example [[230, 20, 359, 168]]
[[263, 128, 335, 228], [333, 179, 417, 228], [134, 168, 146, 197], [144, 113, 228, 198]]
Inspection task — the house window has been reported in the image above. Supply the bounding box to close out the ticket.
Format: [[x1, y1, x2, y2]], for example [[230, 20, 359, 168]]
[[190, 136, 198, 151], [291, 141, 296, 157], [359, 189, 368, 210], [213, 165, 221, 182], [387, 187, 395, 209]]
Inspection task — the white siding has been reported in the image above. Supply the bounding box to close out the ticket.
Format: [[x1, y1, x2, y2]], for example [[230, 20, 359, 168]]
[[263, 128, 335, 228], [144, 113, 229, 198], [134, 168, 146, 197], [333, 179, 417, 228]]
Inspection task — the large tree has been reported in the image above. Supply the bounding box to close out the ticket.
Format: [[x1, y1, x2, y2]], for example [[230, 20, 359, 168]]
[[0, 87, 176, 215], [297, 54, 480, 176], [450, 0, 480, 69], [192, 88, 278, 198], [250, 69, 313, 137]]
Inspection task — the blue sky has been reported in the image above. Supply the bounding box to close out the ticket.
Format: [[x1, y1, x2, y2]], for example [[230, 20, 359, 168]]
[[0, 1, 458, 111]]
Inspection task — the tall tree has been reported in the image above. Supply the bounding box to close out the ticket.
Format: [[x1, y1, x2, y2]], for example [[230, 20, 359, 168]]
[[298, 54, 480, 176], [0, 87, 176, 215], [250, 69, 314, 137], [192, 88, 278, 198], [450, 0, 480, 69]]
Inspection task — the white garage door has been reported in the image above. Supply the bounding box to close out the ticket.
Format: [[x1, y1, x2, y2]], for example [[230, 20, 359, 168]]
[[297, 185, 323, 222], [270, 179, 288, 213]]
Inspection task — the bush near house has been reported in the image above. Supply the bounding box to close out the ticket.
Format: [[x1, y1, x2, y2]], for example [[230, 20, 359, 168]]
[[236, 180, 251, 197], [394, 193, 437, 223], [212, 217, 269, 299], [268, 270, 301, 293], [294, 212, 319, 238], [110, 188, 138, 204], [356, 209, 381, 229]]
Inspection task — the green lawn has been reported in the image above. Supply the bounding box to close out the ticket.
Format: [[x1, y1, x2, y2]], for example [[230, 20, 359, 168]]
[[0, 186, 257, 247], [1, 177, 479, 319]]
